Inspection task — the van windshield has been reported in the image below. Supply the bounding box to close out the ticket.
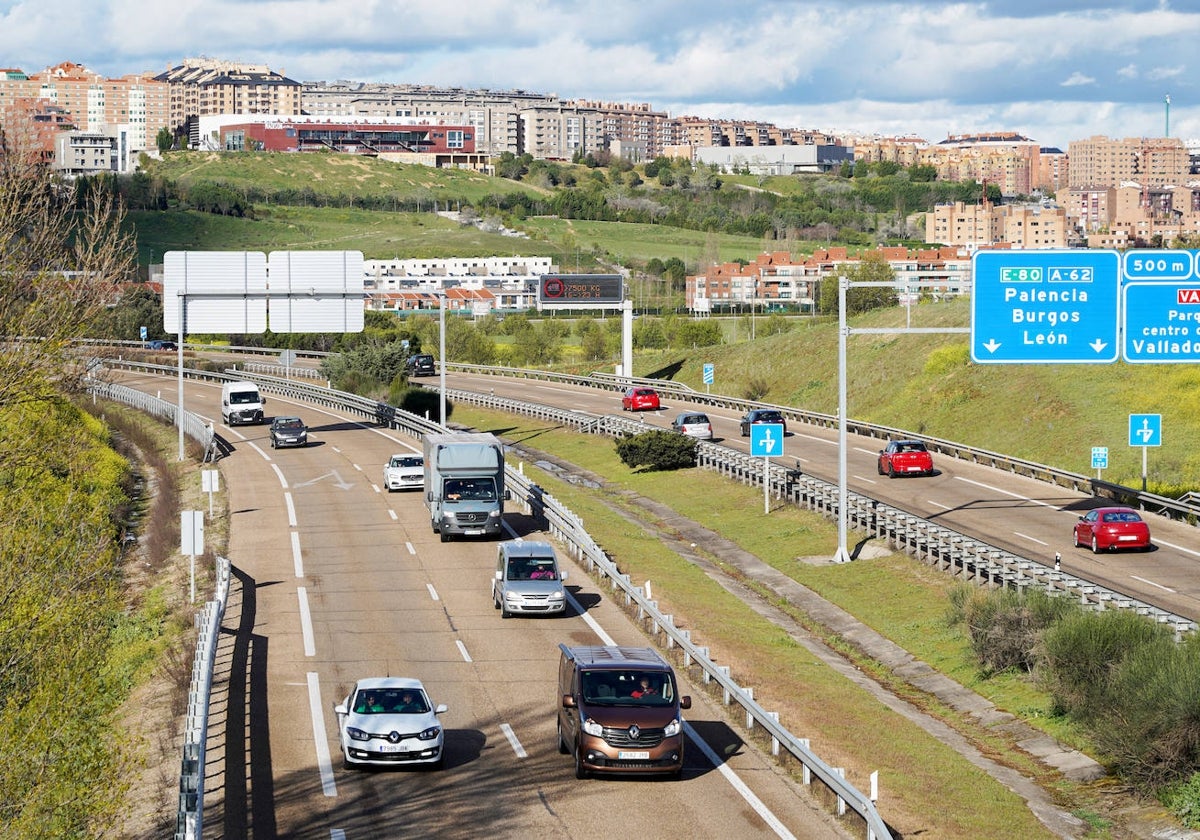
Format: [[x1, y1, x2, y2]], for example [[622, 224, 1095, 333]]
[[230, 391, 260, 405], [580, 670, 675, 706], [443, 478, 497, 502]]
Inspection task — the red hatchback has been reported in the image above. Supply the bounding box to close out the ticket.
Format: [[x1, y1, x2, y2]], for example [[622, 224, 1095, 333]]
[[622, 387, 660, 412], [1073, 507, 1152, 553], [877, 439, 934, 478]]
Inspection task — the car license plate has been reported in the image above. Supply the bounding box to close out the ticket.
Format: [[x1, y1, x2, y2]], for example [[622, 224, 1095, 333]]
[[1118, 535, 1138, 541], [378, 743, 411, 753], [906, 466, 921, 472], [465, 529, 484, 535], [618, 750, 650, 760]]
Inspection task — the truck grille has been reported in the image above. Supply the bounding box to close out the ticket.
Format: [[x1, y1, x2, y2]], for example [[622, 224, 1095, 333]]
[[455, 512, 488, 524]]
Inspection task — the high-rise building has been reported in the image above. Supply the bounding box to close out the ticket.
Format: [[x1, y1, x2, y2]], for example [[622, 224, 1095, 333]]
[[1067, 135, 1190, 189]]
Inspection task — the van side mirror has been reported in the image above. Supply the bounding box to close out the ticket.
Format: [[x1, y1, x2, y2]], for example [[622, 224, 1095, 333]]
[[562, 694, 577, 709], [495, 570, 503, 580], [560, 571, 568, 581], [503, 489, 512, 501], [680, 696, 691, 710]]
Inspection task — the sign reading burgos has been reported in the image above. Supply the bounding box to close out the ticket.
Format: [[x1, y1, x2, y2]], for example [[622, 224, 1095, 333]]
[[536, 274, 624, 309], [1122, 250, 1200, 363]]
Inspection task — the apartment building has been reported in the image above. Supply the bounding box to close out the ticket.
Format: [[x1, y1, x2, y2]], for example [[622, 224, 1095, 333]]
[[685, 247, 971, 313], [1068, 135, 1190, 189], [0, 62, 169, 154], [363, 256, 553, 313], [926, 201, 1068, 249], [925, 201, 1000, 249], [156, 59, 301, 143]]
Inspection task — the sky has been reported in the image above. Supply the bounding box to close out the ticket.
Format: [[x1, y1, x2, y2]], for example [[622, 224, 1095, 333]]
[[1, 0, 1198, 151]]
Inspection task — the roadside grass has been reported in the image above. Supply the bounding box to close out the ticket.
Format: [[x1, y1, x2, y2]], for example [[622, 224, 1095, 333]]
[[518, 217, 772, 265], [143, 151, 548, 205], [460, 406, 1106, 839]]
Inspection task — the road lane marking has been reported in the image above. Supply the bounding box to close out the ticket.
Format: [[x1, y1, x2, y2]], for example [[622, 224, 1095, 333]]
[[388, 509, 398, 520], [854, 475, 877, 484], [292, 532, 304, 578], [929, 500, 953, 510], [272, 463, 289, 488], [562, 593, 793, 837], [306, 672, 337, 797], [427, 583, 439, 601], [298, 587, 316, 656], [455, 640, 472, 662], [284, 492, 297, 527], [1156, 538, 1200, 558], [954, 476, 1058, 509], [500, 723, 527, 759], [1014, 532, 1048, 546], [1131, 575, 1176, 593], [405, 542, 416, 554]]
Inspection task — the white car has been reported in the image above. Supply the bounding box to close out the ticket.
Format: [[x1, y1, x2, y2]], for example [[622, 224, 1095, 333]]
[[334, 677, 448, 768], [383, 453, 424, 491]]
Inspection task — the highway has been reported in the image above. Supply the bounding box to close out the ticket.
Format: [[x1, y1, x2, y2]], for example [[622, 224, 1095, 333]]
[[440, 370, 1200, 623], [117, 371, 849, 840]]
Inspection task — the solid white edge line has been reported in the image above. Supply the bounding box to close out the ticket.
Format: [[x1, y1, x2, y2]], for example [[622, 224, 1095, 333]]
[[292, 531, 304, 578], [683, 720, 797, 840], [272, 462, 289, 488], [285, 492, 297, 528], [1156, 537, 1200, 558], [563, 591, 793, 837], [298, 587, 316, 657], [307, 672, 337, 797], [499, 723, 527, 759], [427, 583, 439, 601], [455, 639, 472, 662]]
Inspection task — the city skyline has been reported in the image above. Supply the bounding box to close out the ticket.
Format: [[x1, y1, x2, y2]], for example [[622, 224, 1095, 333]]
[[1, 0, 1197, 151]]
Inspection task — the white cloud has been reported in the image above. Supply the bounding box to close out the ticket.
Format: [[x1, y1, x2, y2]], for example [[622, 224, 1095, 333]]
[[1060, 72, 1096, 87]]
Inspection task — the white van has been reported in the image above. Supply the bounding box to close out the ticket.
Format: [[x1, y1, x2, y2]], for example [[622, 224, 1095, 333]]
[[221, 381, 266, 426]]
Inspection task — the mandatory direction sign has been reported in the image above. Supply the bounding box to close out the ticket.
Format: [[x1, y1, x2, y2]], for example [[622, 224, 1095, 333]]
[[1121, 250, 1200, 363], [750, 423, 785, 457], [971, 250, 1120, 364]]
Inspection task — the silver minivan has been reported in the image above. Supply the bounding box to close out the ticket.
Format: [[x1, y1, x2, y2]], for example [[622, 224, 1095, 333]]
[[492, 540, 568, 618]]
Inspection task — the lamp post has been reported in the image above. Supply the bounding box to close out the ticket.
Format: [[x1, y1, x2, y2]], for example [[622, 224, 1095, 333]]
[[438, 291, 447, 427]]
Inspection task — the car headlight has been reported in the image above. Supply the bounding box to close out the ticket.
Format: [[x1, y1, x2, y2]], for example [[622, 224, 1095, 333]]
[[582, 717, 603, 737], [418, 725, 442, 741], [505, 591, 521, 602], [664, 718, 681, 737], [488, 509, 501, 518], [346, 726, 370, 742], [548, 590, 564, 600]]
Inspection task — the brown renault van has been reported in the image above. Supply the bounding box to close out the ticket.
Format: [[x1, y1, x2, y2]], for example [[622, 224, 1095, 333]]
[[557, 644, 691, 779]]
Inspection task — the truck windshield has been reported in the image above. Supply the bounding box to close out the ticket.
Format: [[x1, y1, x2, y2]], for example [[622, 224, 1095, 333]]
[[443, 478, 497, 502]]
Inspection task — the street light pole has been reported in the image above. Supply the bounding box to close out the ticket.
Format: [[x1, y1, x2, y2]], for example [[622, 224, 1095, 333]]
[[438, 292, 447, 427]]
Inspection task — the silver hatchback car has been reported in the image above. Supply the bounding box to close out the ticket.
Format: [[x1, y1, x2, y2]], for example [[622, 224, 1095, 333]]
[[492, 541, 568, 618], [671, 411, 713, 440]]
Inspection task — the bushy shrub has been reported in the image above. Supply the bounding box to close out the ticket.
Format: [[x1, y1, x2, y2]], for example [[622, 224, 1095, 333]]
[[615, 430, 697, 471], [947, 585, 1077, 675]]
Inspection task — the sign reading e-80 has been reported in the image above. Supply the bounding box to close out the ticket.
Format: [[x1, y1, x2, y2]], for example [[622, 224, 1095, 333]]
[[537, 274, 624, 308]]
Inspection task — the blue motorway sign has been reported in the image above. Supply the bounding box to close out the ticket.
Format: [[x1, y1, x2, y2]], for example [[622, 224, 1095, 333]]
[[1122, 251, 1200, 363], [971, 250, 1120, 364], [1091, 446, 1109, 470], [703, 363, 714, 385], [749, 423, 785, 458], [1128, 414, 1162, 448]]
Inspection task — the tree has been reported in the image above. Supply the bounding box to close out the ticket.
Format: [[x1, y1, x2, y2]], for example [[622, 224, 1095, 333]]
[[0, 119, 136, 455], [816, 253, 899, 316], [155, 127, 174, 153]]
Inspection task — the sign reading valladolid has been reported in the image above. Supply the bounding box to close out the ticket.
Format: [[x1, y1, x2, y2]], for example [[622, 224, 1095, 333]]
[[970, 250, 1120, 364], [1122, 250, 1200, 363]]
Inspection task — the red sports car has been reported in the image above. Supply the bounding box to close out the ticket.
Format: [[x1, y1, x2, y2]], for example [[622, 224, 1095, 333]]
[[622, 387, 660, 412], [877, 440, 934, 478], [1073, 507, 1152, 553]]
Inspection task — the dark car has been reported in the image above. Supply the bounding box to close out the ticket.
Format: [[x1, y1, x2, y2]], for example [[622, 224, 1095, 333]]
[[877, 439, 934, 478], [147, 339, 177, 351], [406, 354, 436, 376], [1073, 507, 1152, 553], [270, 416, 309, 449], [739, 408, 786, 437]]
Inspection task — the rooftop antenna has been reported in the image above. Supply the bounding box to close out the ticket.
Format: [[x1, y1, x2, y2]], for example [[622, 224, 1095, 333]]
[[1165, 93, 1171, 137]]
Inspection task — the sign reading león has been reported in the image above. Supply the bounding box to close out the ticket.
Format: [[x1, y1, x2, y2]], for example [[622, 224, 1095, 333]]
[[971, 250, 1120, 364]]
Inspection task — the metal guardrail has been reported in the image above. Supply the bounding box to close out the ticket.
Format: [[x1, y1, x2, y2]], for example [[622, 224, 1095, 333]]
[[175, 556, 231, 840], [85, 379, 218, 460], [446, 363, 1200, 525], [98, 360, 891, 839]]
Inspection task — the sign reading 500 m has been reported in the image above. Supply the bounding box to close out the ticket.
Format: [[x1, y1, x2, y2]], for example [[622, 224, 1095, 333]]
[[537, 274, 624, 307]]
